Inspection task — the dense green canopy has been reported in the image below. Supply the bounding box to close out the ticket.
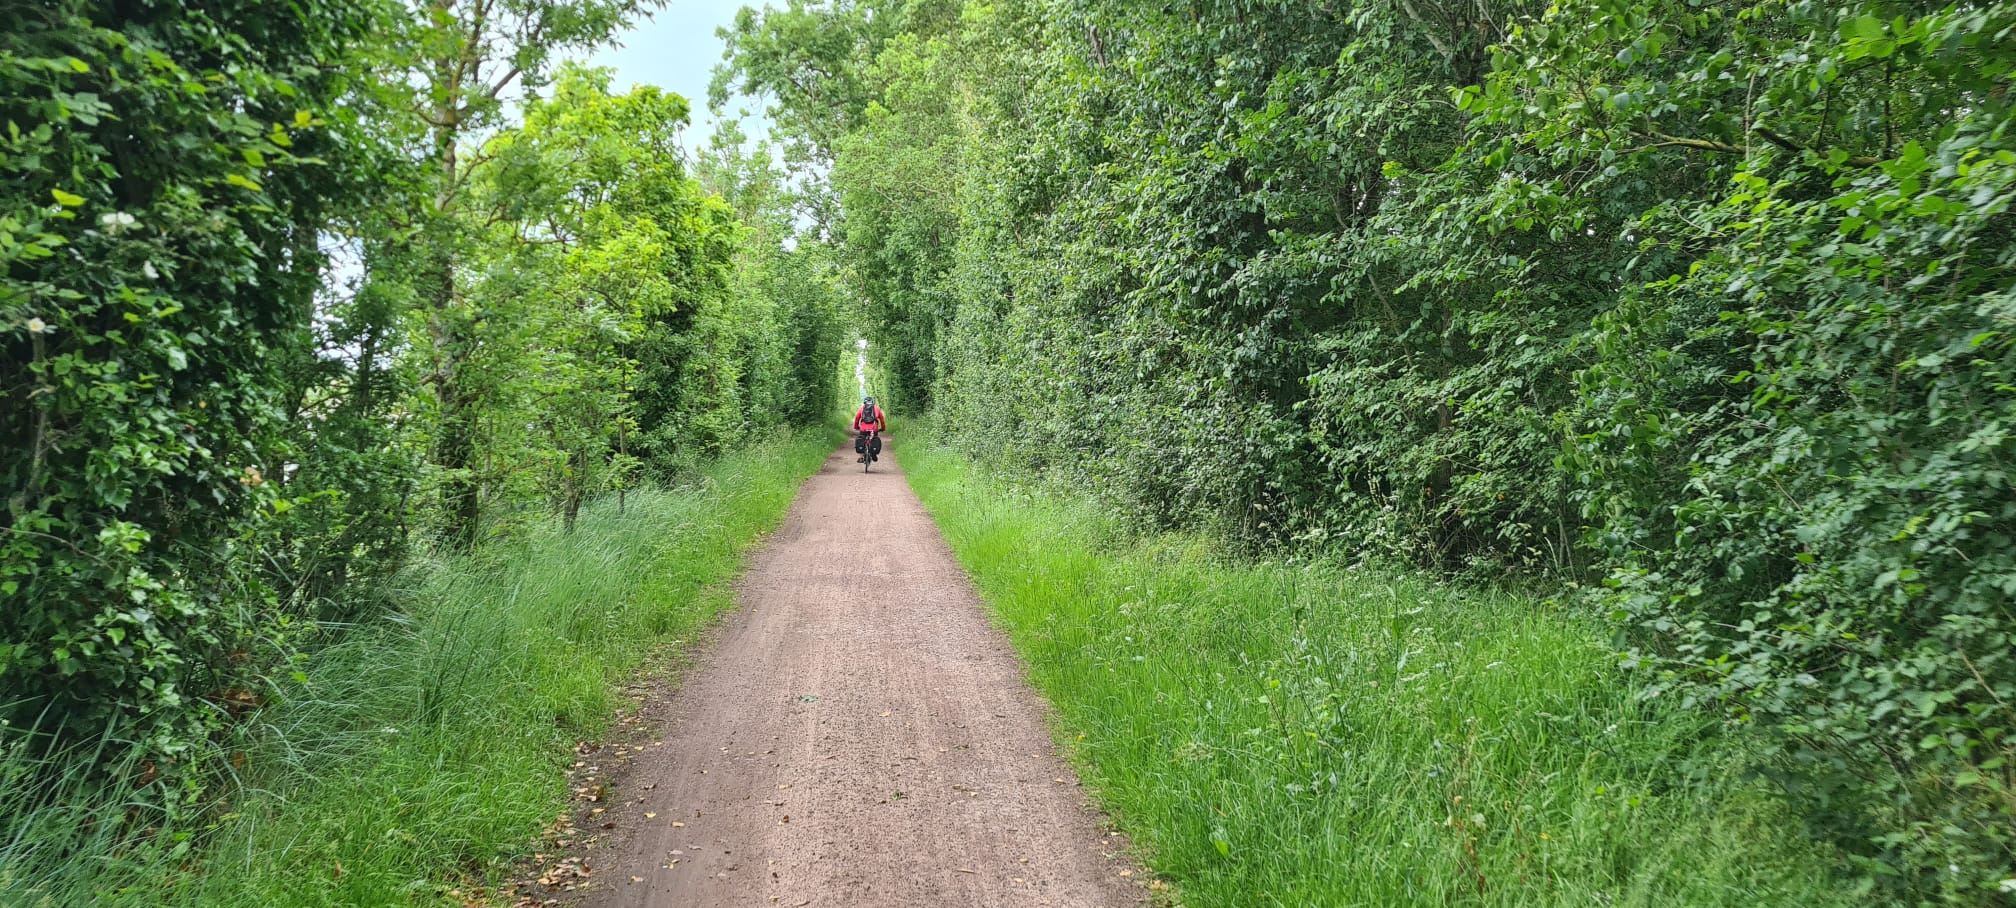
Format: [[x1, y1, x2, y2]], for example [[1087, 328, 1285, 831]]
[[719, 0, 2016, 896], [1, 0, 844, 845]]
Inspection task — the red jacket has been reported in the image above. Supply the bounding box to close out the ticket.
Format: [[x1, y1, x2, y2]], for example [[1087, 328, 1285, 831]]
[[853, 406, 886, 432]]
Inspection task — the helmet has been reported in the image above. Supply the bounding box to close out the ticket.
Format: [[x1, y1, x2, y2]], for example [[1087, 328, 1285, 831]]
[[863, 396, 876, 409]]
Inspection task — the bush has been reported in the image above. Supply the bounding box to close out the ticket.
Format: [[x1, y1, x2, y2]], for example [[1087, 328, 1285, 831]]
[[0, 0, 376, 796]]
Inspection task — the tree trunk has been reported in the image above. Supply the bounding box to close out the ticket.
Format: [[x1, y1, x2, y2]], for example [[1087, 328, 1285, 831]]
[[563, 444, 586, 533], [424, 39, 479, 549], [426, 244, 480, 550]]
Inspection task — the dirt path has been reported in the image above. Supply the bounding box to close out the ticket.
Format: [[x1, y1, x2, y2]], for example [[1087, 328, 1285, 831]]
[[575, 441, 1145, 908]]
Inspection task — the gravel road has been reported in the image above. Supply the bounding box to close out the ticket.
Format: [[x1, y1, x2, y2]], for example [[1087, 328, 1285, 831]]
[[577, 440, 1145, 908]]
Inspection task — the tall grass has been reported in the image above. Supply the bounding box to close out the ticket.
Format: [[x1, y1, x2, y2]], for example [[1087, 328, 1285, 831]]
[[0, 429, 835, 907], [903, 437, 1857, 907]]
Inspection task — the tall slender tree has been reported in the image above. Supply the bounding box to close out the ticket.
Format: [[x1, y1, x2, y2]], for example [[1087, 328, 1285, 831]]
[[406, 0, 659, 548]]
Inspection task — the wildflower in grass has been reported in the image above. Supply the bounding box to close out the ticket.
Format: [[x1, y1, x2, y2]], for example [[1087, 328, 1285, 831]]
[[98, 211, 136, 233], [25, 317, 48, 334]]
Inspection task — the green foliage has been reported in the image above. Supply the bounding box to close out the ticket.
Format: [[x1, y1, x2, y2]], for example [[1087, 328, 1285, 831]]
[[448, 64, 846, 513], [1475, 0, 2016, 891], [905, 435, 1855, 906], [0, 0, 381, 801], [396, 0, 666, 549], [731, 0, 2016, 896]]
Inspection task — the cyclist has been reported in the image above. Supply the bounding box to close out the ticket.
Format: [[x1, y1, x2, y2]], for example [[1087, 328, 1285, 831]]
[[853, 396, 887, 464]]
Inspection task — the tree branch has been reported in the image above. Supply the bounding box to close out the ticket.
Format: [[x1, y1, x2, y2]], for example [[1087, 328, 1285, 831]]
[[1629, 128, 1879, 167]]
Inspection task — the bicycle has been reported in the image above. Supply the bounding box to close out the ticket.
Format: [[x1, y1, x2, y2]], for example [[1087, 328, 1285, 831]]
[[857, 429, 881, 472]]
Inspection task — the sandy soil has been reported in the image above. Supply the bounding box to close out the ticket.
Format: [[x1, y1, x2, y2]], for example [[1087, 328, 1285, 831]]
[[570, 440, 1146, 908]]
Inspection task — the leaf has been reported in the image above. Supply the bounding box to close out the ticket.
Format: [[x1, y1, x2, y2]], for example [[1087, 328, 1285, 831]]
[[1846, 14, 1885, 41], [51, 189, 85, 207], [226, 173, 263, 192]]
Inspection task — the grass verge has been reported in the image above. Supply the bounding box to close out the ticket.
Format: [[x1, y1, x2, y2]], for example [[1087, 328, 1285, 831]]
[[5, 429, 834, 907], [901, 435, 1856, 907]]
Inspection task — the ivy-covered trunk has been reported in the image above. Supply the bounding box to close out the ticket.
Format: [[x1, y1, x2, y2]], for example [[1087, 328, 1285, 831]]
[[426, 247, 483, 550]]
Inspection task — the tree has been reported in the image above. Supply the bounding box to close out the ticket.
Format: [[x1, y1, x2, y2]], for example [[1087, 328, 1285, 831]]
[[0, 0, 382, 793], [403, 0, 660, 549]]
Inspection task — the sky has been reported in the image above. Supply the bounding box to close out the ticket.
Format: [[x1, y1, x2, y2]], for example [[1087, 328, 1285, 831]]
[[574, 0, 776, 157]]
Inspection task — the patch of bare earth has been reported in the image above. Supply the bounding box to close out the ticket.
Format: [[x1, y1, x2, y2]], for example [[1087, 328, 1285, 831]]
[[508, 441, 1148, 908]]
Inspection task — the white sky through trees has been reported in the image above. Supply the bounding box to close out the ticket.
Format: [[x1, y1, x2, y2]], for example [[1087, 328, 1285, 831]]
[[577, 0, 775, 157]]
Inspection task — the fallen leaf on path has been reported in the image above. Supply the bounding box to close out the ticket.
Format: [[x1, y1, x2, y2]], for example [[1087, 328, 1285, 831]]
[[955, 868, 977, 874], [644, 812, 657, 819]]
